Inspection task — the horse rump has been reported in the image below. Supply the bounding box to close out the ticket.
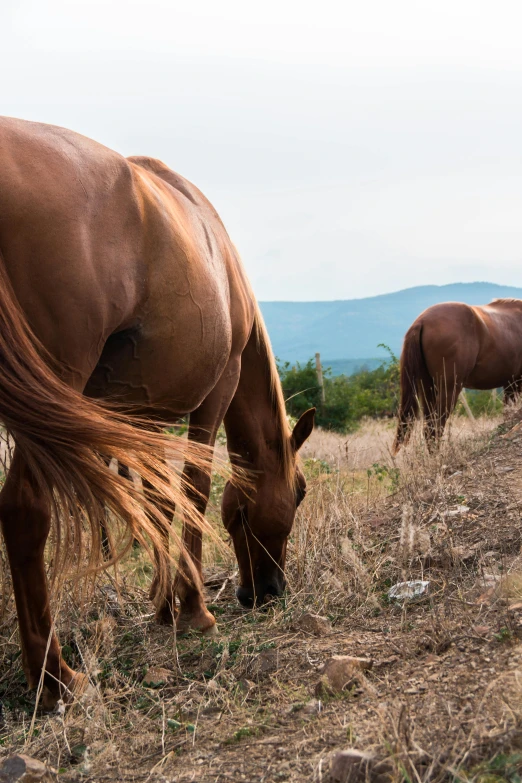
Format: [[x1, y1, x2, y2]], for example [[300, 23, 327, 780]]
[[392, 322, 433, 454], [0, 248, 216, 598]]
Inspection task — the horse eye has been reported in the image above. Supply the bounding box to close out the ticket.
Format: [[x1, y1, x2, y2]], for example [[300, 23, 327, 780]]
[[295, 486, 306, 507]]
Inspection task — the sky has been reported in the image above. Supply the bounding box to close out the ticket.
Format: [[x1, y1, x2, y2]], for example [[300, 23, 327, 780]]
[[2, 0, 522, 300]]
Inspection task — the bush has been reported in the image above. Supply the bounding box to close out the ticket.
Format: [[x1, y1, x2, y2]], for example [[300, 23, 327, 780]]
[[278, 347, 400, 433], [456, 389, 503, 418]]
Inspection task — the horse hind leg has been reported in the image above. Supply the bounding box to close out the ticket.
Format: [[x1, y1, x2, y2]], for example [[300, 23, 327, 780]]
[[504, 379, 522, 406], [423, 376, 462, 451], [100, 460, 133, 560], [0, 451, 88, 709], [141, 463, 179, 625]]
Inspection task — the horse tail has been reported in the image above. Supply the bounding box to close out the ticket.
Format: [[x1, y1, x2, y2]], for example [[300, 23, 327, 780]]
[[392, 322, 432, 454], [0, 250, 219, 595]]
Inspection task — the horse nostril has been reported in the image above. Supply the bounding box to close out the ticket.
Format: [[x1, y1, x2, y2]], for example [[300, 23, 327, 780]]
[[257, 580, 286, 606], [236, 586, 255, 608], [237, 578, 286, 608]]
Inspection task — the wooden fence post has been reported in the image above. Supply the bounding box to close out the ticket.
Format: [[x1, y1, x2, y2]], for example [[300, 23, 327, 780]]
[[315, 352, 325, 404]]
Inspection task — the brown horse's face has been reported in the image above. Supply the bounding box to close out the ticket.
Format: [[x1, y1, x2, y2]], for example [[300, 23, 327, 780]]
[[222, 409, 315, 608]]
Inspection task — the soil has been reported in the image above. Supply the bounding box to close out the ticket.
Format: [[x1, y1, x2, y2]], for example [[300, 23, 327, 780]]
[[2, 416, 522, 781]]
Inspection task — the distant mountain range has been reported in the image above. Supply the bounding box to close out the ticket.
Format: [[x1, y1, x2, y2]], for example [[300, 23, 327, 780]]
[[259, 282, 522, 373]]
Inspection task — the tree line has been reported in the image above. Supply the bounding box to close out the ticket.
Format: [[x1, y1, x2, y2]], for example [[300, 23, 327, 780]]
[[278, 349, 502, 433]]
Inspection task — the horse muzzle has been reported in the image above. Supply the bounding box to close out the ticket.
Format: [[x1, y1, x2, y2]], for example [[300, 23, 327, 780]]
[[236, 576, 286, 608]]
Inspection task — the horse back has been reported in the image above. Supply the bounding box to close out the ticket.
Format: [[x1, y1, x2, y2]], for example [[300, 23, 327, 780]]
[[417, 300, 522, 388], [127, 155, 255, 355], [0, 117, 148, 364], [0, 118, 254, 392]]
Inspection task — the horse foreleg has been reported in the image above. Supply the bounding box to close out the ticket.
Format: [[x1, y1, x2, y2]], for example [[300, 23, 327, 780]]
[[0, 452, 87, 709], [172, 362, 241, 634], [147, 455, 215, 632], [173, 463, 214, 634]]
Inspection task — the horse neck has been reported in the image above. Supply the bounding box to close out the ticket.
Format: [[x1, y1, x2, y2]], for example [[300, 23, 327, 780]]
[[224, 323, 291, 479]]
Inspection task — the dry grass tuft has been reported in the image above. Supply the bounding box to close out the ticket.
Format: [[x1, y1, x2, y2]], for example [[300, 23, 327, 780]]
[[2, 407, 522, 781]]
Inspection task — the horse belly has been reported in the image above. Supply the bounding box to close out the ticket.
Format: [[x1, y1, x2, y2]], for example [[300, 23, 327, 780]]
[[85, 297, 233, 416], [466, 365, 521, 391]]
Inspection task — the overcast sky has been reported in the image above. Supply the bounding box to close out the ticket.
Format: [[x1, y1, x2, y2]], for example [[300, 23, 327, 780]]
[[3, 0, 522, 300]]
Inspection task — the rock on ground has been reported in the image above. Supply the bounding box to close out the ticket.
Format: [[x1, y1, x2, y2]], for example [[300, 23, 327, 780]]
[[0, 755, 55, 783], [297, 612, 332, 635], [142, 666, 173, 686], [316, 655, 373, 696], [249, 649, 280, 676], [328, 750, 391, 783]]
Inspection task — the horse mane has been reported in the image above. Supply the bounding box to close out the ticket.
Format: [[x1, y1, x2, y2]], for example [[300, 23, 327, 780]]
[[489, 298, 522, 307], [252, 305, 295, 487]]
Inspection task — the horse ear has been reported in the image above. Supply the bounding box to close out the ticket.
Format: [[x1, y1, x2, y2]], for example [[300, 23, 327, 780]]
[[291, 408, 315, 451]]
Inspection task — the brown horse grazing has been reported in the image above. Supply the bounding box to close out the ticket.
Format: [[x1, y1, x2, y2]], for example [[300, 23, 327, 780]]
[[0, 116, 315, 708], [393, 299, 522, 453]]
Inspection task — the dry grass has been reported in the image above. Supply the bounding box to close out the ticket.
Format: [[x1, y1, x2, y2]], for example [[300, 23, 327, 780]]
[[2, 409, 522, 782], [300, 414, 502, 472]]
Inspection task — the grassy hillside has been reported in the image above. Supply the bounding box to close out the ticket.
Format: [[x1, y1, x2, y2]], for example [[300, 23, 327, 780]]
[[260, 281, 522, 362], [6, 413, 522, 782]]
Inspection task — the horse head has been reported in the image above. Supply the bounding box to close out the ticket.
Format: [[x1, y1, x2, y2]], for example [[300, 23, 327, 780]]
[[222, 408, 315, 608]]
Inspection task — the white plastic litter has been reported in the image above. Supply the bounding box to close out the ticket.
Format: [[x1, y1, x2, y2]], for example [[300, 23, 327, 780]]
[[388, 580, 430, 602], [443, 506, 470, 518]]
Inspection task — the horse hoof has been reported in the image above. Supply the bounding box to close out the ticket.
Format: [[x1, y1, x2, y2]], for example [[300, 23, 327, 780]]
[[176, 610, 217, 636], [41, 672, 91, 712], [154, 605, 177, 626]]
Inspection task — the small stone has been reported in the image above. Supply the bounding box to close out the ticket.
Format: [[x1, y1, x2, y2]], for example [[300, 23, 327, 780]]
[[473, 625, 490, 636], [328, 749, 392, 783], [142, 666, 172, 687], [297, 613, 332, 636], [316, 656, 373, 696], [0, 755, 55, 783], [302, 699, 322, 715], [367, 515, 386, 528], [236, 678, 255, 692], [250, 649, 279, 676], [509, 603, 522, 611], [451, 546, 476, 562]]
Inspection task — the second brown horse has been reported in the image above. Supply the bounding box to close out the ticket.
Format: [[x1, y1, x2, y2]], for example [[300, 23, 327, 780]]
[[393, 299, 522, 453]]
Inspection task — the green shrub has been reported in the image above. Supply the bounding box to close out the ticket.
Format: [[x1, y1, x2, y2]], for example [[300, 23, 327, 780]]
[[278, 347, 400, 433], [456, 389, 503, 418]]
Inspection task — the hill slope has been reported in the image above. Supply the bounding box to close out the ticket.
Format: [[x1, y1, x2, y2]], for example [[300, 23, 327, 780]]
[[6, 414, 522, 782], [260, 281, 522, 363]]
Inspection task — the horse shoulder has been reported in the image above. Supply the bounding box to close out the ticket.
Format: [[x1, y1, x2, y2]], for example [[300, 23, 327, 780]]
[[127, 155, 204, 207]]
